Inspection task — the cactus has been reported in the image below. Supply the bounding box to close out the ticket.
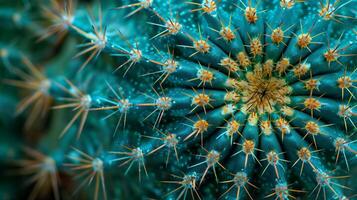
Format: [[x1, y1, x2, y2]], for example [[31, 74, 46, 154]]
[[0, 0, 357, 199]]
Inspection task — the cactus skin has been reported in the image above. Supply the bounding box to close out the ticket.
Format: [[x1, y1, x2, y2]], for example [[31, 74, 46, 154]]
[[0, 0, 357, 199]]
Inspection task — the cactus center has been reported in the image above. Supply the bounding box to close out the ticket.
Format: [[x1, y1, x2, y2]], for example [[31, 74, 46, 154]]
[[239, 65, 291, 114]]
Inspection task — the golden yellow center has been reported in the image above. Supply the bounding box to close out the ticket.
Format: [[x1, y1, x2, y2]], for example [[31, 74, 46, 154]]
[[238, 65, 290, 114]]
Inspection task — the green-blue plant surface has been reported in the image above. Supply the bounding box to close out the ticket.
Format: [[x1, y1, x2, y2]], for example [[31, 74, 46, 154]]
[[0, 0, 356, 199]]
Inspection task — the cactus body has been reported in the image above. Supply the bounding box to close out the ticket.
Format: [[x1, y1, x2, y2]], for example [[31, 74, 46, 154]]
[[0, 0, 357, 199]]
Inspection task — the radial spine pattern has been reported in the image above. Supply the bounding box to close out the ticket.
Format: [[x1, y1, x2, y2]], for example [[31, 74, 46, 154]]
[[0, 0, 357, 200]]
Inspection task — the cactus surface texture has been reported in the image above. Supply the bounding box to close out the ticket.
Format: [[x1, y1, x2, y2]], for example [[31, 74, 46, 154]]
[[1, 0, 357, 200]]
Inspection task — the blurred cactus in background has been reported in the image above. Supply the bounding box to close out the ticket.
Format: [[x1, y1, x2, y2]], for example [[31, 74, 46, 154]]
[[0, 0, 357, 199]]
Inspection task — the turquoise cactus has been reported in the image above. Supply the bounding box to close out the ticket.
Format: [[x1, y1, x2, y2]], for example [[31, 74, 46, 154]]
[[0, 0, 357, 199]]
